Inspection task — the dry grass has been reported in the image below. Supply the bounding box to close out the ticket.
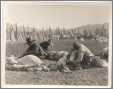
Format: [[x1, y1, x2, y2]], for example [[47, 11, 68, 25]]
[[5, 39, 108, 85], [6, 68, 108, 85]]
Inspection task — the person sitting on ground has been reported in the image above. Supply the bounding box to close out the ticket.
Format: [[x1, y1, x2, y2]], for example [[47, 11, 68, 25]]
[[68, 40, 95, 69], [18, 38, 50, 58]]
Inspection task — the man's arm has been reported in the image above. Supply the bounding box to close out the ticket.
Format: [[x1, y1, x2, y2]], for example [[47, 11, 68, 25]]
[[76, 49, 84, 62]]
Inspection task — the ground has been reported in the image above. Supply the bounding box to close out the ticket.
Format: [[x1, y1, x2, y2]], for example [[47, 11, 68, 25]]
[[6, 39, 108, 85]]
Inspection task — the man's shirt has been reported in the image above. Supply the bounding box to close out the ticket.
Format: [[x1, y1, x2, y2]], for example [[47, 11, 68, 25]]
[[39, 41, 51, 50], [80, 44, 94, 57]]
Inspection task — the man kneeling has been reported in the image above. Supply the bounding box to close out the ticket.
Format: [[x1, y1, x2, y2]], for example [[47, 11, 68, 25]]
[[67, 41, 108, 69]]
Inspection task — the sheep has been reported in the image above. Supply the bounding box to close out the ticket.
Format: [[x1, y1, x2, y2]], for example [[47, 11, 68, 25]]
[[6, 55, 49, 72]]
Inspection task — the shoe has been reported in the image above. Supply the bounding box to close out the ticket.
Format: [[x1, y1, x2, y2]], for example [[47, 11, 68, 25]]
[[62, 67, 72, 73]]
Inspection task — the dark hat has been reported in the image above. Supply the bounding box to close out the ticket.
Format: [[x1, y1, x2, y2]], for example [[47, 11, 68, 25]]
[[26, 37, 31, 42], [73, 41, 81, 49]]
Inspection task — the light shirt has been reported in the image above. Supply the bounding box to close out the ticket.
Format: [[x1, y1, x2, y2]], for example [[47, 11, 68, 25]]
[[80, 44, 94, 56]]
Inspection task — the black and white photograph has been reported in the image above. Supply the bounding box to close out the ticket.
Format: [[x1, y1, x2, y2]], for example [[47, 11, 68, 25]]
[[1, 1, 112, 88]]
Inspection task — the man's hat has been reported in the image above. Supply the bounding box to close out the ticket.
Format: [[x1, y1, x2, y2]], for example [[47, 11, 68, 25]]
[[73, 40, 81, 49]]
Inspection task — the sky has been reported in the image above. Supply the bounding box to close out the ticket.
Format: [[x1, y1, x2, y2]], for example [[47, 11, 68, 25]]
[[2, 1, 112, 29]]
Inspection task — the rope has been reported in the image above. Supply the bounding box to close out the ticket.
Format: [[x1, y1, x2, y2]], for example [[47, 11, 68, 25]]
[[38, 44, 48, 56]]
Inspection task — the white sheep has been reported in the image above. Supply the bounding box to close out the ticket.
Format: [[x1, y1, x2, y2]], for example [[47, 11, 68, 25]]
[[6, 55, 49, 71]]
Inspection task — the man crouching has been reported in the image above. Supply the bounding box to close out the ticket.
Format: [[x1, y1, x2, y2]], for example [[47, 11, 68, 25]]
[[67, 40, 108, 69]]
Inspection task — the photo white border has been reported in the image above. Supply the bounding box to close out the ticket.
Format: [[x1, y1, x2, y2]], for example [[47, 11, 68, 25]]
[[1, 1, 112, 88]]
